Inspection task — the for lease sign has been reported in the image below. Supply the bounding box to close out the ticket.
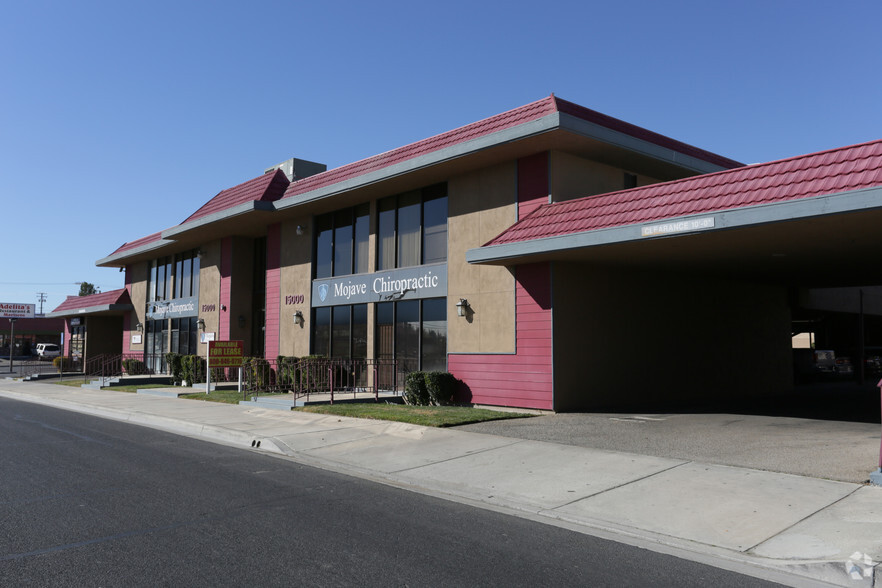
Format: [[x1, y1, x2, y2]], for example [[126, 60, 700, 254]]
[[0, 303, 36, 319], [208, 340, 244, 368]]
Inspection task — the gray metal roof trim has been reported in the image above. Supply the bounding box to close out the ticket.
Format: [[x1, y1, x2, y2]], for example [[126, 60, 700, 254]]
[[557, 112, 738, 174], [466, 185, 882, 265], [162, 200, 275, 240], [47, 303, 135, 318], [273, 114, 563, 210], [96, 238, 176, 267]]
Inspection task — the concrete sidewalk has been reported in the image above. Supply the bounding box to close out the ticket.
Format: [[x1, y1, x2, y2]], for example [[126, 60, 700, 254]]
[[2, 379, 880, 587]]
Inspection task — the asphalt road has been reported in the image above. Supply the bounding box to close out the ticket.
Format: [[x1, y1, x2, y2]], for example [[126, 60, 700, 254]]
[[0, 397, 786, 587]]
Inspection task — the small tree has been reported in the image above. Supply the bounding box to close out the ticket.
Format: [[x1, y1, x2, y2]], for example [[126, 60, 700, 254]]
[[78, 282, 98, 296]]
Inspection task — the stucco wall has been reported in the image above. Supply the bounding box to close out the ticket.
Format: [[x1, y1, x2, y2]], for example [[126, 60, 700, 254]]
[[198, 240, 222, 340], [447, 161, 518, 353], [552, 263, 793, 411], [550, 151, 661, 202], [279, 217, 313, 357], [127, 261, 149, 353]]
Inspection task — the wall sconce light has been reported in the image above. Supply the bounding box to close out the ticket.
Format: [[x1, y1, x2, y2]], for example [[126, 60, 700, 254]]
[[220, 304, 226, 311], [196, 248, 203, 259], [456, 298, 470, 317], [135, 322, 143, 332], [296, 225, 304, 236], [293, 310, 304, 326], [197, 318, 206, 330], [238, 315, 246, 328]]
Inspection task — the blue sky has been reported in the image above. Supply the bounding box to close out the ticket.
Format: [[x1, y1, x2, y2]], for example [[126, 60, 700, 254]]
[[2, 0, 881, 313]]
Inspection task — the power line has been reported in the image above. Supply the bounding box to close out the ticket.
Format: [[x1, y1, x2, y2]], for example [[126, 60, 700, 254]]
[[36, 292, 47, 314]]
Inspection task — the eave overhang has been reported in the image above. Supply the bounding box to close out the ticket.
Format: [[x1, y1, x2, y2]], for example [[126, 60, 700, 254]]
[[161, 201, 276, 245], [466, 186, 882, 286], [273, 112, 734, 219], [47, 303, 134, 319], [96, 237, 176, 268]]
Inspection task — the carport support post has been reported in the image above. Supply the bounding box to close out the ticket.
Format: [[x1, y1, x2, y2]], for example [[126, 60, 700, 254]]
[[872, 379, 882, 486], [8, 319, 15, 373]]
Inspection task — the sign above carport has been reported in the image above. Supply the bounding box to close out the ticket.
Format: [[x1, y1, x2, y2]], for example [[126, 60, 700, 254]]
[[641, 216, 715, 237]]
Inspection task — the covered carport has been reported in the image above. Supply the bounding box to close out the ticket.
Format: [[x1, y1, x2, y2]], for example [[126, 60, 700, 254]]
[[47, 289, 133, 370], [468, 139, 882, 412]]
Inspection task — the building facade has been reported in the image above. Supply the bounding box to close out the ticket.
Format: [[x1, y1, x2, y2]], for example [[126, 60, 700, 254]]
[[62, 95, 882, 411]]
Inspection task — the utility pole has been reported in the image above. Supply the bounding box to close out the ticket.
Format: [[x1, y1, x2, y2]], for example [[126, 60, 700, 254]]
[[37, 292, 47, 315]]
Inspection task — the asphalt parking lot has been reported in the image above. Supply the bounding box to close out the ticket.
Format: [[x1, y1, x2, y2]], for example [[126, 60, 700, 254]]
[[457, 382, 882, 483]]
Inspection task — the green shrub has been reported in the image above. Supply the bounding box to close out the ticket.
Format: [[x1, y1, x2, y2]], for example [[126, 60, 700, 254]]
[[52, 356, 73, 372], [122, 358, 146, 375], [277, 356, 299, 391], [182, 355, 205, 384], [402, 371, 457, 406], [404, 371, 430, 405], [242, 357, 275, 391], [424, 371, 457, 406], [165, 352, 183, 384]]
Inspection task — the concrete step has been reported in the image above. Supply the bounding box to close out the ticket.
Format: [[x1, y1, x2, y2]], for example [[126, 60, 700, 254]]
[[239, 395, 301, 410], [136, 388, 194, 398]]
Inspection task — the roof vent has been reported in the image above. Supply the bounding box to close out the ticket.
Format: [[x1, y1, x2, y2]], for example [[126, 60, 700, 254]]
[[265, 158, 327, 182]]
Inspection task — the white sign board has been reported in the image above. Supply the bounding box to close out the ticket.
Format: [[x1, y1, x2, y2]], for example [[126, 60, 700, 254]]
[[0, 302, 36, 319], [200, 332, 216, 344], [641, 216, 715, 237]]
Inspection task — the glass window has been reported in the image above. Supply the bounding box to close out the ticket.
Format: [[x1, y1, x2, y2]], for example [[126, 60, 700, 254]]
[[352, 304, 367, 359], [314, 214, 333, 279], [395, 300, 420, 373], [376, 302, 394, 360], [353, 203, 370, 274], [313, 307, 331, 357], [148, 261, 158, 302], [397, 191, 421, 268], [422, 193, 447, 265], [331, 306, 351, 358], [378, 197, 396, 271], [191, 255, 200, 299], [374, 298, 447, 372], [313, 304, 367, 359], [375, 184, 447, 270], [421, 298, 447, 372], [333, 209, 353, 277]]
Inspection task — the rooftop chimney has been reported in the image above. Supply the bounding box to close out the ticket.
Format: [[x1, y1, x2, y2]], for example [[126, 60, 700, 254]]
[[265, 157, 327, 182]]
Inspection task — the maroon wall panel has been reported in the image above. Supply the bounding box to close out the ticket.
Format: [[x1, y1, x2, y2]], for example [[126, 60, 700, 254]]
[[448, 262, 553, 410], [264, 224, 281, 360]]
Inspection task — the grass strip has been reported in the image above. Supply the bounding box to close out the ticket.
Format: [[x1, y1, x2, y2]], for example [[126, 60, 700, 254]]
[[294, 403, 534, 427]]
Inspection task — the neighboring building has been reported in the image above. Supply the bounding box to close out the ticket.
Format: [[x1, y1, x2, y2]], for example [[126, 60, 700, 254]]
[[63, 95, 882, 411], [47, 289, 133, 365], [0, 316, 65, 356]]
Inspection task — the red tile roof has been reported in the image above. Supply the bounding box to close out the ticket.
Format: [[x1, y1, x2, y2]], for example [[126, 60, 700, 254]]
[[110, 231, 164, 256], [484, 139, 882, 246], [182, 168, 289, 224], [51, 288, 132, 313], [283, 95, 742, 200]]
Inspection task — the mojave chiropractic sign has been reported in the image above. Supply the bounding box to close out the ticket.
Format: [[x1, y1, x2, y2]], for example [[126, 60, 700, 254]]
[[311, 264, 447, 307]]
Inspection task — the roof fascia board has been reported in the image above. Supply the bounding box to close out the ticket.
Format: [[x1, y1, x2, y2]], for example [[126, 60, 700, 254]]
[[96, 238, 175, 267], [275, 114, 563, 210], [558, 112, 733, 174], [47, 303, 134, 318], [466, 185, 882, 265], [162, 200, 275, 240]]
